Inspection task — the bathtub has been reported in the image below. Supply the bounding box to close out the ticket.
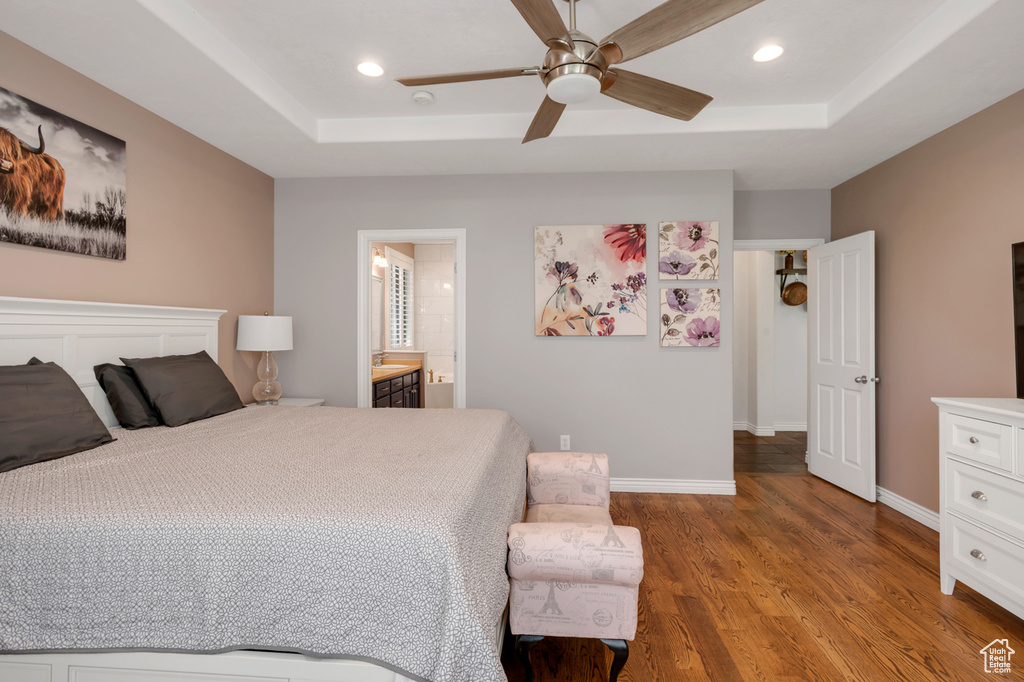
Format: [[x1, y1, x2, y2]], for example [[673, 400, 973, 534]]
[[425, 377, 454, 408]]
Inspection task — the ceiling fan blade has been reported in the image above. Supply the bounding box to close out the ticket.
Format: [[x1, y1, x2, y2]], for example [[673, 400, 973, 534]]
[[523, 96, 566, 143], [510, 0, 568, 46], [395, 68, 535, 87], [601, 0, 766, 64], [602, 69, 712, 121]]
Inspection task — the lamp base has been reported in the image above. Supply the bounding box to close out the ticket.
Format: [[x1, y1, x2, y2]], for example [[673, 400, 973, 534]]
[[253, 350, 283, 403]]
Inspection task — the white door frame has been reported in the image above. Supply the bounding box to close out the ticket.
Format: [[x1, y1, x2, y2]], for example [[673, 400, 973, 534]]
[[356, 229, 467, 408], [733, 239, 824, 436]]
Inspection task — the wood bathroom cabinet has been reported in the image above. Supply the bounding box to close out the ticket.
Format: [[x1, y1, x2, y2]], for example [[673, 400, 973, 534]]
[[373, 369, 421, 408]]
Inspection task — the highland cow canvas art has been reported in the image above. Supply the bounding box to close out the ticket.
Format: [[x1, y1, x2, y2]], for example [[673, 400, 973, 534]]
[[535, 224, 647, 337], [0, 85, 126, 260]]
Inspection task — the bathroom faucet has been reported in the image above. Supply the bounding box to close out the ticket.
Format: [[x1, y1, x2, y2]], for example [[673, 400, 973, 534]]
[[374, 353, 389, 367]]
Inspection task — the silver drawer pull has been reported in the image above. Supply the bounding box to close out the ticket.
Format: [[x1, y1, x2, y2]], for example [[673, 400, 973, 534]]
[[970, 549, 987, 561], [969, 436, 980, 444], [971, 490, 988, 501]]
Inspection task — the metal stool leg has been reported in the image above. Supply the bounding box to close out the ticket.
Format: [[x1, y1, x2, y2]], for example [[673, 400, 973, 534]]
[[601, 638, 629, 682], [516, 634, 545, 682]]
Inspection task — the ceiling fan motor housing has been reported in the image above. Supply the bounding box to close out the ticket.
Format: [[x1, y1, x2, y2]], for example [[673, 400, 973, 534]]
[[542, 31, 607, 103]]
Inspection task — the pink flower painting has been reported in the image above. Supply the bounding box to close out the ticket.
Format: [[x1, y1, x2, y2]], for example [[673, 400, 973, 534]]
[[659, 221, 719, 280], [536, 225, 647, 336], [661, 287, 720, 347]]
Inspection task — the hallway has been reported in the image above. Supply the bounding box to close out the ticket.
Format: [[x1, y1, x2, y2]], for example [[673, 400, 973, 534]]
[[734, 430, 808, 473]]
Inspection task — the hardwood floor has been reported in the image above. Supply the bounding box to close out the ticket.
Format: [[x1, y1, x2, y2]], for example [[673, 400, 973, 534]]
[[501, 467, 1024, 680], [734, 430, 808, 474]]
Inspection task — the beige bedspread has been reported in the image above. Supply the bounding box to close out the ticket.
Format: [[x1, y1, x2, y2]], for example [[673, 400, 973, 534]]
[[0, 406, 531, 682]]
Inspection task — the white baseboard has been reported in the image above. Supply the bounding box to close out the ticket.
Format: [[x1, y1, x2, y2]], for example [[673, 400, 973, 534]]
[[876, 486, 940, 531], [733, 421, 775, 437], [611, 478, 736, 495], [774, 422, 807, 432]]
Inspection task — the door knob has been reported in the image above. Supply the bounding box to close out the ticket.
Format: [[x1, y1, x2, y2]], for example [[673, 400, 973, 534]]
[[854, 376, 880, 384]]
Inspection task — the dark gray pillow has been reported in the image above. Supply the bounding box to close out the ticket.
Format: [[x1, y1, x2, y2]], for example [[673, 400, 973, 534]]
[[94, 363, 162, 429], [121, 351, 244, 427], [0, 360, 114, 473]]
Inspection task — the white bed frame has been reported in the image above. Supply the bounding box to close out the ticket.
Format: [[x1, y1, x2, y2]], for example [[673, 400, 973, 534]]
[[0, 296, 477, 682]]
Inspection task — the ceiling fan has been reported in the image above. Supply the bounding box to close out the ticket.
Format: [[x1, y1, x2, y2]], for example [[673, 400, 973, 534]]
[[395, 0, 765, 143]]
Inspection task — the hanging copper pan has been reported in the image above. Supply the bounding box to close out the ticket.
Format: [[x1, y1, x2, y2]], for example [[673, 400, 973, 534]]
[[782, 281, 807, 306]]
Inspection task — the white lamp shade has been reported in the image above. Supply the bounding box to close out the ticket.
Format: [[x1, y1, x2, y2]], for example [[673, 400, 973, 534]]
[[237, 315, 293, 351]]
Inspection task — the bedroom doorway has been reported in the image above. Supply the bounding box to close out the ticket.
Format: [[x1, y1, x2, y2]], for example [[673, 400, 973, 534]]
[[356, 229, 467, 408], [732, 239, 823, 467]]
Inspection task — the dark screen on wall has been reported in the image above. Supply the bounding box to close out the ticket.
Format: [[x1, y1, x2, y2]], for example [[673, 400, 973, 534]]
[[1014, 243, 1024, 398]]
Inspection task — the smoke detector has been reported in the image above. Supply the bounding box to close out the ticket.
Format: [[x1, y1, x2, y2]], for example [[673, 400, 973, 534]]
[[412, 90, 435, 105]]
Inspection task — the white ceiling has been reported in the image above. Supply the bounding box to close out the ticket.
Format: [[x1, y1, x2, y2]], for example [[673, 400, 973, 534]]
[[2, 0, 1023, 189]]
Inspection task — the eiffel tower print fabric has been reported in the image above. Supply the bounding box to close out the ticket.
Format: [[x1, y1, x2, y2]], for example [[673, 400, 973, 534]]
[[507, 522, 643, 640], [526, 451, 611, 508]]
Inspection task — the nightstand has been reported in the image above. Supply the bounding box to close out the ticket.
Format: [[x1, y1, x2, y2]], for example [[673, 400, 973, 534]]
[[247, 398, 325, 407]]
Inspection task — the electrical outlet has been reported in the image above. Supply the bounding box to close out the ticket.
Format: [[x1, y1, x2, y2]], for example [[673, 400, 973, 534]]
[[560, 435, 571, 451]]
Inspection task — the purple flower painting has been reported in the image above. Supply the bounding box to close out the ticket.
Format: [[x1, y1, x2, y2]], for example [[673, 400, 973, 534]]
[[661, 288, 720, 347], [685, 317, 720, 346], [659, 221, 719, 280], [536, 225, 647, 336]]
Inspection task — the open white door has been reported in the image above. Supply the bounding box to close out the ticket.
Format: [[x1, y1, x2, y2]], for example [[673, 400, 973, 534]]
[[807, 231, 877, 502]]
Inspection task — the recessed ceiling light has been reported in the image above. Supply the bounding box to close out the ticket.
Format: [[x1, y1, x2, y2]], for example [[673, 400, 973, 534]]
[[753, 45, 784, 62], [357, 61, 384, 77]]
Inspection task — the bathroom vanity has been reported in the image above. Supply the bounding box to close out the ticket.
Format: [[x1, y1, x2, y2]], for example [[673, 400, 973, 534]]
[[372, 363, 422, 408]]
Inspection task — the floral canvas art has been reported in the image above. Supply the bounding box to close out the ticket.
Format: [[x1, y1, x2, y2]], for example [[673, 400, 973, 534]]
[[535, 224, 647, 336], [661, 287, 720, 347], [659, 221, 719, 280]]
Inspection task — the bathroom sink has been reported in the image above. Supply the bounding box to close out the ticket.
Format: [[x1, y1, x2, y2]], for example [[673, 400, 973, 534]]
[[377, 364, 410, 369]]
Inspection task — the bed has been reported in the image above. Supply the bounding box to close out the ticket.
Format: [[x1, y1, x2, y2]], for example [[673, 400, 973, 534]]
[[0, 296, 530, 682]]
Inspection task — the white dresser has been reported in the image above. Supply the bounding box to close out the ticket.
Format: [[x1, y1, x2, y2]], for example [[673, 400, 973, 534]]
[[933, 398, 1024, 620]]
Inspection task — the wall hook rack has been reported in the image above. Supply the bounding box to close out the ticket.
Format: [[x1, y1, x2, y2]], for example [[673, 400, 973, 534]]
[[775, 251, 807, 296]]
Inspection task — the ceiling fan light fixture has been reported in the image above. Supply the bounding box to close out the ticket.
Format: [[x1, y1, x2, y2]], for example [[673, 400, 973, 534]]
[[752, 45, 784, 62], [546, 72, 601, 105]]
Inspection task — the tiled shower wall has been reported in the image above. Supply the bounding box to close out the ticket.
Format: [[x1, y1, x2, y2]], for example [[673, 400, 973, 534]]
[[413, 243, 455, 380]]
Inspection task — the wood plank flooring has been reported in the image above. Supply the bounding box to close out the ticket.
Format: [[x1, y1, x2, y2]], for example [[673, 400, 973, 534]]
[[734, 430, 807, 474], [501, 446, 1024, 681]]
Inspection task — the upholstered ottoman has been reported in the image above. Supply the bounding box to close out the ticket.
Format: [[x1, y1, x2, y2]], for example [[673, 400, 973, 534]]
[[507, 452, 644, 682]]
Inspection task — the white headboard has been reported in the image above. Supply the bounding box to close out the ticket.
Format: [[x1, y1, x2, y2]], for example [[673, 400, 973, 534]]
[[0, 296, 225, 428]]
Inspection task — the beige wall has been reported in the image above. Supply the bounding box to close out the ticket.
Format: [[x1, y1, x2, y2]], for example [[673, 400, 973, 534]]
[[832, 88, 1024, 511], [0, 31, 274, 398]]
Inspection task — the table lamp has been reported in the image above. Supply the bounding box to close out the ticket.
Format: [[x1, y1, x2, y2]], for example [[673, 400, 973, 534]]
[[237, 313, 293, 404]]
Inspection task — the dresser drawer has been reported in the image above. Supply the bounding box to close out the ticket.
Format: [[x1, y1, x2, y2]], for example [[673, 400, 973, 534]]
[[947, 516, 1024, 606], [947, 460, 1024, 542], [946, 413, 1012, 471]]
